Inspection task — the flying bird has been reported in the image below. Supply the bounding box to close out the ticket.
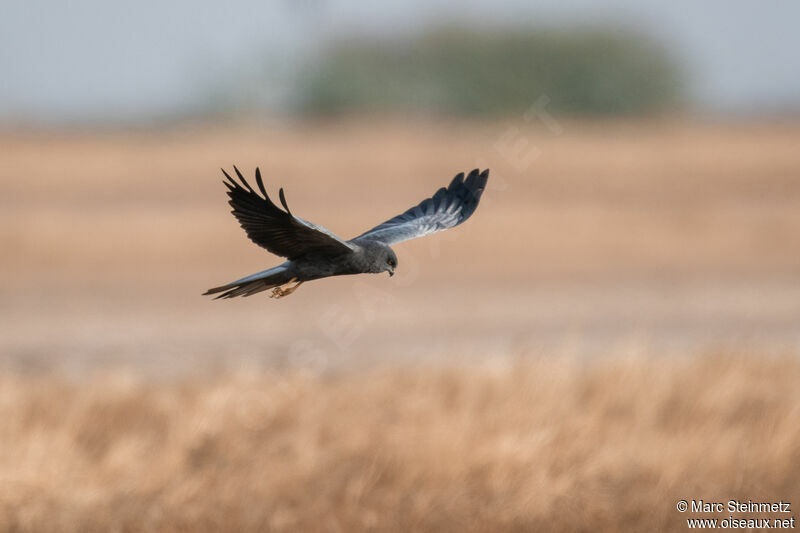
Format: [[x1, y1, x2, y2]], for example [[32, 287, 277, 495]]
[[204, 167, 489, 299]]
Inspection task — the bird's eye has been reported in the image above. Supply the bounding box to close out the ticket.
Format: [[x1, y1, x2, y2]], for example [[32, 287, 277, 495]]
[[387, 258, 395, 266]]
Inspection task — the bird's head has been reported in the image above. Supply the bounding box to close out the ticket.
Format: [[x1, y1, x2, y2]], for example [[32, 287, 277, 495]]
[[362, 241, 398, 276], [384, 248, 398, 277]]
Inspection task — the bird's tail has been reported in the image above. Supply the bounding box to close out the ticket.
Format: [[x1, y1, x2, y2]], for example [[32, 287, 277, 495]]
[[203, 265, 293, 299]]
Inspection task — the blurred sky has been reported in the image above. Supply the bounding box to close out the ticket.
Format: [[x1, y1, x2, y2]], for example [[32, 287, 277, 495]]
[[2, 0, 799, 124]]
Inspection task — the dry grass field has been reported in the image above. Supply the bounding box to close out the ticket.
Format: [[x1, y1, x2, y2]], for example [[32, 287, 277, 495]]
[[1, 118, 799, 530], [2, 354, 800, 532]]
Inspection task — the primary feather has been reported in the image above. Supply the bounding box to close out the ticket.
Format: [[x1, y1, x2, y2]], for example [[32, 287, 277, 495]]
[[353, 168, 489, 245], [223, 166, 354, 260]]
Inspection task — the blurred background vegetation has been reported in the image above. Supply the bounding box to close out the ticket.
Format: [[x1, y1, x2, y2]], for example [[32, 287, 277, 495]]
[[296, 27, 684, 117], [3, 1, 798, 126]]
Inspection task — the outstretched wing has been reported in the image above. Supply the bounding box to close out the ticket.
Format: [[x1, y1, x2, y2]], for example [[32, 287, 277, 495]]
[[222, 166, 355, 260], [353, 168, 489, 245]]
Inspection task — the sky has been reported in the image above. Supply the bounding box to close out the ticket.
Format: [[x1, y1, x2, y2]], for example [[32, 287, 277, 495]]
[[1, 0, 799, 124]]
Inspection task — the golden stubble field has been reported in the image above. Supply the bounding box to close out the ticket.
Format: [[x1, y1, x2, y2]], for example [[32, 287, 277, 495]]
[[3, 355, 800, 532], [1, 118, 799, 531]]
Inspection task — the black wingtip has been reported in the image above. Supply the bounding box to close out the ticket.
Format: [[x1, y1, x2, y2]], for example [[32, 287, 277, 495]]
[[449, 172, 465, 189], [479, 168, 490, 189], [232, 165, 256, 193], [459, 168, 489, 201], [221, 167, 235, 184], [278, 188, 292, 216], [464, 169, 479, 187], [254, 167, 268, 198]]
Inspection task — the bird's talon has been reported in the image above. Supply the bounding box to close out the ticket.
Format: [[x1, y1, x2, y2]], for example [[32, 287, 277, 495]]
[[271, 278, 302, 299]]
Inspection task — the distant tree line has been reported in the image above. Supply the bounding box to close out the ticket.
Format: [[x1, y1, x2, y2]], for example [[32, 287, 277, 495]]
[[295, 26, 685, 117]]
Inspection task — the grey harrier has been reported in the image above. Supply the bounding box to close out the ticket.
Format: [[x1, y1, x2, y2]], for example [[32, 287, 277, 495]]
[[204, 167, 489, 299]]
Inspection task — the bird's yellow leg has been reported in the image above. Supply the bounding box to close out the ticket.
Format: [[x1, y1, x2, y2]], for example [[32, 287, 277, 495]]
[[270, 278, 304, 299]]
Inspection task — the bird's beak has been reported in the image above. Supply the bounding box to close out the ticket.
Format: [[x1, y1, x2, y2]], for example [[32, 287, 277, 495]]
[[388, 269, 394, 277]]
